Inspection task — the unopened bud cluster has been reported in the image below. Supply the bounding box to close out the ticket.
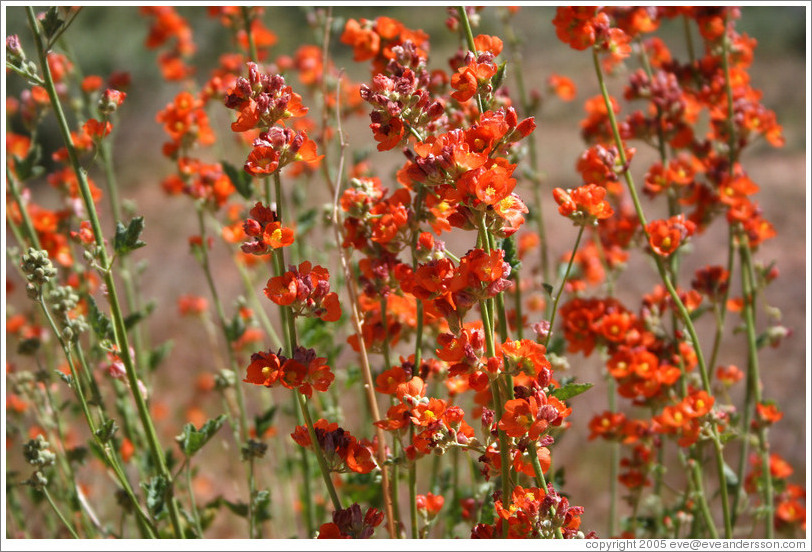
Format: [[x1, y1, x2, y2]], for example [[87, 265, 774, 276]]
[[23, 435, 56, 490], [21, 248, 57, 297]]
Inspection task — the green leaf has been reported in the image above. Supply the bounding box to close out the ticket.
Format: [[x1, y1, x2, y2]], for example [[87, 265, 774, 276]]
[[124, 301, 155, 330], [114, 216, 146, 256], [296, 208, 320, 236], [253, 406, 278, 439], [500, 236, 522, 273], [492, 61, 508, 92], [12, 143, 44, 182], [66, 446, 88, 465], [141, 475, 169, 519], [94, 418, 119, 443], [222, 160, 254, 200], [252, 490, 272, 521], [148, 340, 174, 371], [689, 304, 711, 322], [723, 462, 739, 487], [41, 7, 63, 39], [224, 314, 246, 344], [549, 382, 593, 401], [87, 295, 114, 341], [176, 415, 227, 457]]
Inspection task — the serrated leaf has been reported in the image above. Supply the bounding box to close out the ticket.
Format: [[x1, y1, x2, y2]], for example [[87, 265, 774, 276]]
[[148, 340, 173, 371], [252, 490, 272, 521], [222, 160, 254, 200], [253, 406, 278, 439], [176, 415, 227, 457], [124, 301, 155, 330], [296, 208, 319, 235], [94, 418, 119, 443], [42, 7, 63, 39], [222, 498, 249, 518], [141, 475, 169, 519], [224, 315, 246, 343], [12, 143, 44, 182], [87, 295, 114, 340], [114, 216, 146, 256], [500, 236, 522, 273], [492, 61, 508, 92], [66, 446, 88, 465], [689, 304, 711, 321], [549, 382, 593, 401]]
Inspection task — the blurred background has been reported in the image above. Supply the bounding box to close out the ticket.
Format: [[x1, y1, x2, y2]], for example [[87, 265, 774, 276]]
[[4, 5, 807, 539]]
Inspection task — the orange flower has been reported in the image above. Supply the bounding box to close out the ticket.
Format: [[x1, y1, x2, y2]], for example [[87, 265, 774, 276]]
[[553, 184, 614, 225], [264, 272, 297, 306], [548, 74, 577, 101], [646, 215, 695, 257], [416, 493, 445, 517]]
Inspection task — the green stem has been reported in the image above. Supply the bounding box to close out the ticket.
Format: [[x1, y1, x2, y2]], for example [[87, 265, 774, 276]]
[[527, 441, 564, 539], [500, 9, 549, 283], [6, 167, 43, 250], [739, 237, 774, 537], [409, 425, 419, 539], [608, 378, 619, 537], [26, 7, 184, 538], [296, 391, 342, 512], [241, 6, 259, 62], [456, 6, 485, 114], [36, 296, 157, 537], [42, 487, 79, 539], [185, 461, 204, 538], [544, 225, 584, 349], [591, 45, 731, 538]]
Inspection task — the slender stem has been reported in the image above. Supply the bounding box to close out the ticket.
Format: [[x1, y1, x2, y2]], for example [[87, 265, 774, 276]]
[[409, 425, 419, 539], [6, 167, 43, 250], [27, 7, 185, 538], [42, 487, 80, 539], [185, 461, 205, 538], [739, 237, 775, 537], [241, 7, 259, 62], [608, 378, 619, 537], [295, 392, 342, 511], [527, 441, 564, 539], [36, 296, 157, 536], [500, 9, 549, 283], [591, 45, 732, 538], [272, 170, 344, 517], [544, 225, 584, 349], [456, 6, 485, 114]]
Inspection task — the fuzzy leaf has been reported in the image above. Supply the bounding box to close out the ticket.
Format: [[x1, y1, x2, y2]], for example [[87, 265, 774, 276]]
[[42, 7, 63, 39], [114, 216, 146, 256], [222, 160, 254, 199], [94, 418, 119, 443], [124, 301, 155, 330], [148, 340, 173, 371], [142, 475, 169, 519], [253, 407, 278, 440], [176, 415, 227, 457], [549, 382, 593, 401], [492, 61, 508, 92], [87, 295, 114, 341], [500, 236, 522, 273]]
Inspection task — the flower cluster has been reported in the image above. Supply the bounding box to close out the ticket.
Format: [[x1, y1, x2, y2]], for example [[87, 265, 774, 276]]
[[243, 346, 334, 399], [263, 261, 342, 322], [291, 419, 377, 474]]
